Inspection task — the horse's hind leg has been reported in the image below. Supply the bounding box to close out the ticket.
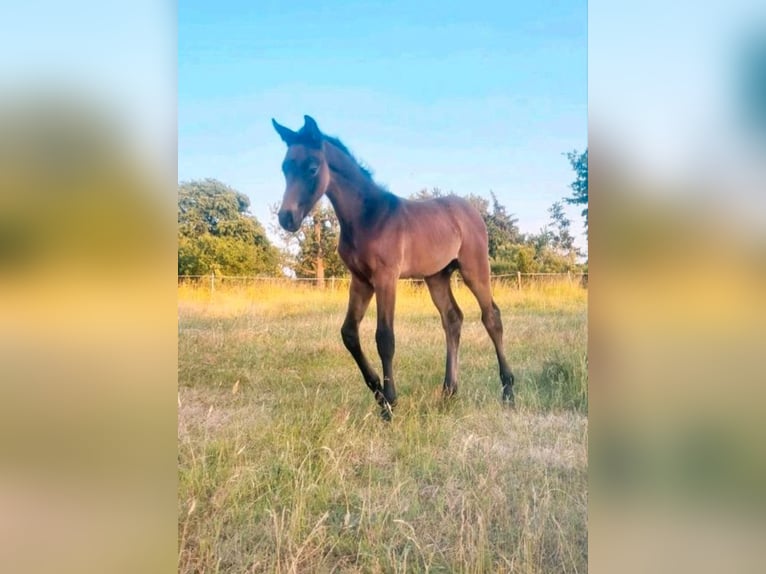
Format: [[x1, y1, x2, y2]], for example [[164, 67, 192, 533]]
[[458, 257, 515, 405], [425, 267, 463, 397]]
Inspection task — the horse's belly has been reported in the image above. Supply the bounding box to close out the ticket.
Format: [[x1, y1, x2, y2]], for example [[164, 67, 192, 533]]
[[400, 239, 459, 278]]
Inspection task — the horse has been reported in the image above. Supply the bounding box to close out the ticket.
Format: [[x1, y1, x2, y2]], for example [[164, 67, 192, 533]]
[[273, 115, 515, 419]]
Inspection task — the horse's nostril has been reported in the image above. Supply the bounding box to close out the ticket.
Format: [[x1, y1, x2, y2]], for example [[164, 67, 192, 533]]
[[278, 210, 294, 231]]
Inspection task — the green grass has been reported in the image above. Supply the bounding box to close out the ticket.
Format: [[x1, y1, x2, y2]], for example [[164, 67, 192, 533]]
[[178, 280, 587, 573]]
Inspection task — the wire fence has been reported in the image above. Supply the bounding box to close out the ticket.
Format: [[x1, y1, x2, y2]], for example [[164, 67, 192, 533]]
[[178, 272, 588, 292]]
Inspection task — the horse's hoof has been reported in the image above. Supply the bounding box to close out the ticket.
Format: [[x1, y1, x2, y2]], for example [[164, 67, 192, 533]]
[[502, 386, 515, 408], [379, 401, 393, 421], [442, 387, 458, 399]]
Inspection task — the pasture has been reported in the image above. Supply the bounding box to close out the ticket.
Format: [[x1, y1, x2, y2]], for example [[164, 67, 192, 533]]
[[178, 279, 587, 573]]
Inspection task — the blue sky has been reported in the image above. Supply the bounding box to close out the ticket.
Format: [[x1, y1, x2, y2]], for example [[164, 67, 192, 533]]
[[179, 1, 587, 250]]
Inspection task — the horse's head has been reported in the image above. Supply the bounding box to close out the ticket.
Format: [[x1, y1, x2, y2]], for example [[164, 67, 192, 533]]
[[272, 115, 331, 232]]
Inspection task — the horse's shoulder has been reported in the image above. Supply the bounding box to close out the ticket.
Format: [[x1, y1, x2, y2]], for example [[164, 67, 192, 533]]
[[361, 190, 401, 226]]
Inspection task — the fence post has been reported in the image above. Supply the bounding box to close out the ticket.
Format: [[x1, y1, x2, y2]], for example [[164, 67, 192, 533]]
[[210, 272, 215, 294], [517, 271, 521, 290]]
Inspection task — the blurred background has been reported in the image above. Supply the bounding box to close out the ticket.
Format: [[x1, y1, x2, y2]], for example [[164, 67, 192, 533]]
[[0, 2, 176, 573], [589, 1, 766, 572]]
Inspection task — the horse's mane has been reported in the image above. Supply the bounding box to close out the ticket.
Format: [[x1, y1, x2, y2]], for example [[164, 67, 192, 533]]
[[322, 135, 376, 182]]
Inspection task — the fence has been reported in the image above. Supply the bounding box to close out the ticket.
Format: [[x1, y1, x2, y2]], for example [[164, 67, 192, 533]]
[[179, 272, 588, 292]]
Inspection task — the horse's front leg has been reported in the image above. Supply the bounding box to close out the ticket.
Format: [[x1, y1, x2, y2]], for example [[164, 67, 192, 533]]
[[340, 276, 388, 410], [374, 277, 398, 417]]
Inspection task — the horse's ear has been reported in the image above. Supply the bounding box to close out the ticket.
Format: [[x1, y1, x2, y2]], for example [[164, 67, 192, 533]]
[[302, 115, 322, 147], [272, 118, 298, 145]]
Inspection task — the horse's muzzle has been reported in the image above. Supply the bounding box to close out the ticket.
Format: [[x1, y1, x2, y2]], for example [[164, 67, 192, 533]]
[[278, 209, 300, 232]]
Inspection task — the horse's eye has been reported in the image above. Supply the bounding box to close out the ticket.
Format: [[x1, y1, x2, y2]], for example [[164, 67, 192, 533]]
[[307, 165, 319, 177]]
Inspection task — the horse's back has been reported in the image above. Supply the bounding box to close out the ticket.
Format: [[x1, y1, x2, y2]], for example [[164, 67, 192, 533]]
[[394, 194, 488, 278], [427, 195, 488, 243]]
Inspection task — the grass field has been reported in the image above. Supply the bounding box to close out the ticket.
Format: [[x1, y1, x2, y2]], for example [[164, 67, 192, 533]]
[[178, 279, 587, 573]]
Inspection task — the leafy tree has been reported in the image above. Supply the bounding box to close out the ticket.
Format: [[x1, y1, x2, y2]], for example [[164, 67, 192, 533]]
[[293, 202, 347, 281], [492, 243, 538, 274], [410, 187, 446, 200], [564, 149, 588, 230], [514, 244, 539, 273], [178, 178, 278, 276], [464, 192, 522, 260], [548, 201, 578, 256], [487, 191, 523, 254], [519, 201, 585, 273], [270, 198, 347, 281]]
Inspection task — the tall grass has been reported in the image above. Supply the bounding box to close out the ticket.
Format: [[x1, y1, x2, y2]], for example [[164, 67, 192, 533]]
[[179, 280, 587, 572]]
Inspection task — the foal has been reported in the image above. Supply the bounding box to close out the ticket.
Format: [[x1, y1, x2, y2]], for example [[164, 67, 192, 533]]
[[273, 115, 515, 418]]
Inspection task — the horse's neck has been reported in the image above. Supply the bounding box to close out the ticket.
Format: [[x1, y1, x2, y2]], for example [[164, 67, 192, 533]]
[[324, 144, 382, 231]]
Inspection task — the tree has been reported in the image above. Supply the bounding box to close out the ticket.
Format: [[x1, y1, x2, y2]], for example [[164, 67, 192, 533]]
[[548, 201, 577, 256], [270, 198, 347, 280], [487, 191, 523, 254], [293, 201, 347, 281], [465, 191, 522, 260], [410, 187, 446, 200], [516, 201, 585, 273], [178, 178, 278, 276], [528, 226, 573, 272], [565, 149, 588, 230]]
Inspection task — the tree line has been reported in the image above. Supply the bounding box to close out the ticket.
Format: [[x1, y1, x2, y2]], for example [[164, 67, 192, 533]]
[[178, 149, 588, 278]]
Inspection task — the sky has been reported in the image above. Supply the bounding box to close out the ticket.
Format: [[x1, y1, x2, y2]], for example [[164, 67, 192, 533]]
[[588, 0, 766, 233], [589, 0, 765, 179], [179, 1, 588, 251], [2, 1, 175, 175]]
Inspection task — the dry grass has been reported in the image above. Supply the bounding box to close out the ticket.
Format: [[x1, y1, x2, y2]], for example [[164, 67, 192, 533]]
[[178, 280, 587, 573]]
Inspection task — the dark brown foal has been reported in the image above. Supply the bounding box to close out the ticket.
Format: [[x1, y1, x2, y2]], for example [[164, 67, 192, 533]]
[[273, 115, 515, 418]]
